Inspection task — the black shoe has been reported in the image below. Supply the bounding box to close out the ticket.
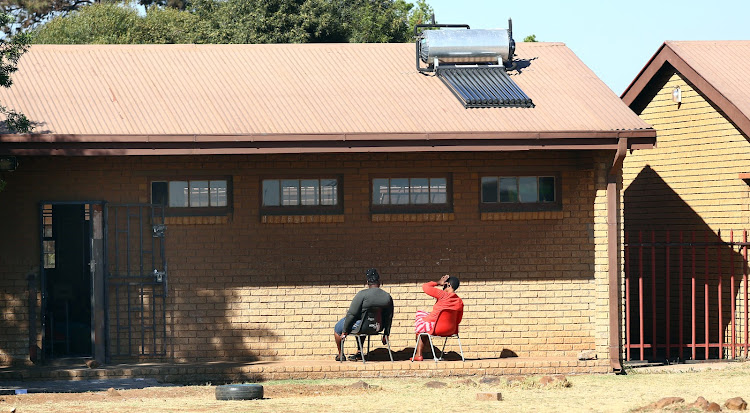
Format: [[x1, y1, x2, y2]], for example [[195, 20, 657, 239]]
[[335, 354, 345, 361], [347, 352, 362, 361]]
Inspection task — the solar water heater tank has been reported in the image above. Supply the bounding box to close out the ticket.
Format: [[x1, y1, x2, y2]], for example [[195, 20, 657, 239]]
[[419, 28, 514, 65]]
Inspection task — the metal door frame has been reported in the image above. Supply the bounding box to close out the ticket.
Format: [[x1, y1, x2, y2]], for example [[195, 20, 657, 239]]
[[38, 201, 104, 362], [103, 203, 168, 361]]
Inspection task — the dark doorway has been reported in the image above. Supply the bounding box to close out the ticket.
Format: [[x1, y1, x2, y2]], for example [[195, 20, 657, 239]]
[[41, 203, 93, 358]]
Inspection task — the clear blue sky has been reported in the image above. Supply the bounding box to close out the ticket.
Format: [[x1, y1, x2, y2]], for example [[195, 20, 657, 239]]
[[426, 0, 749, 95]]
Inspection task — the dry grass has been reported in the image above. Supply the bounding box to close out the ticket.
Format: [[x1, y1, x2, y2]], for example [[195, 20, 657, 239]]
[[2, 362, 750, 412]]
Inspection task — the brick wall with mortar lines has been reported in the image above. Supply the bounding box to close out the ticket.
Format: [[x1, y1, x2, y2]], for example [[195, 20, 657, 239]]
[[623, 72, 750, 234], [0, 151, 610, 364], [622, 73, 750, 359]]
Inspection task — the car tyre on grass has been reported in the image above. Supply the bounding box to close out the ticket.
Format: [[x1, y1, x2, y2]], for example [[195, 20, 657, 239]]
[[215, 383, 264, 400]]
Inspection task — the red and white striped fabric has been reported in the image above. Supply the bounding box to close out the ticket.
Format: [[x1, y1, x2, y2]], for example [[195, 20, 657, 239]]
[[414, 310, 435, 334]]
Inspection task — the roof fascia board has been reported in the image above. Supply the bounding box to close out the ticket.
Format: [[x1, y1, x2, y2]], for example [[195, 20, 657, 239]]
[[0, 130, 656, 143], [0, 136, 656, 156], [621, 42, 669, 101], [622, 43, 750, 138]]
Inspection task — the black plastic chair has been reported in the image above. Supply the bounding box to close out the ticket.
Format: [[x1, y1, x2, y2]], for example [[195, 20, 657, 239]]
[[340, 306, 394, 364]]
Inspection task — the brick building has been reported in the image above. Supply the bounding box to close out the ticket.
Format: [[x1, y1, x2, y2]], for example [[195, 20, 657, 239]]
[[0, 42, 655, 370], [620, 41, 750, 361]]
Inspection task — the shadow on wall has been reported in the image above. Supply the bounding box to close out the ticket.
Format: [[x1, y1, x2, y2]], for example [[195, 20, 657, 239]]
[[624, 165, 746, 361], [156, 162, 599, 361]]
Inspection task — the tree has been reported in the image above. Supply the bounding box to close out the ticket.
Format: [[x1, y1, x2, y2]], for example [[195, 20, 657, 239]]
[[1, 0, 95, 35], [32, 0, 435, 45], [523, 34, 537, 42], [1, 13, 33, 133], [33, 3, 204, 44]]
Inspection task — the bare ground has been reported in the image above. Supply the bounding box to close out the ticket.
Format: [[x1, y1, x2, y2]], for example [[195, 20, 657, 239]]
[[2, 362, 750, 412]]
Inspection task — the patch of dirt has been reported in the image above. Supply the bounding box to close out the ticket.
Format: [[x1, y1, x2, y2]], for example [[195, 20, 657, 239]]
[[266, 383, 378, 398], [0, 383, 374, 406], [0, 386, 211, 404]]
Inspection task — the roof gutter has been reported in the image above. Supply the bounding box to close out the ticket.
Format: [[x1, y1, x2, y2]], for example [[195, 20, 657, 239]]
[[0, 131, 656, 156], [607, 137, 628, 373]]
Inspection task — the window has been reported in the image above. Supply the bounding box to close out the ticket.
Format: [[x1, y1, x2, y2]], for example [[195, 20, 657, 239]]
[[261, 177, 342, 215], [151, 178, 231, 216], [42, 204, 55, 269], [371, 176, 451, 212], [481, 175, 559, 211]]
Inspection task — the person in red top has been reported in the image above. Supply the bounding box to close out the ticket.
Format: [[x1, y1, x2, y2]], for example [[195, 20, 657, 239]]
[[412, 274, 463, 361]]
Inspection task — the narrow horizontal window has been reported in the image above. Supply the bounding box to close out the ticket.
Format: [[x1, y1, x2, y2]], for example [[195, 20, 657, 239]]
[[372, 176, 451, 213], [151, 177, 232, 217], [480, 175, 560, 212], [261, 177, 342, 215]]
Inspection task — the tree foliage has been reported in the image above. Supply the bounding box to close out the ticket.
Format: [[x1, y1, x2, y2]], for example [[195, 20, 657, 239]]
[[32, 0, 434, 44], [1, 13, 33, 133], [523, 34, 537, 42], [1, 0, 93, 35]]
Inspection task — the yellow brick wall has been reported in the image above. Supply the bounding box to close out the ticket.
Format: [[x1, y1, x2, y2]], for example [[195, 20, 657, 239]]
[[623, 72, 750, 233], [0, 151, 613, 364]]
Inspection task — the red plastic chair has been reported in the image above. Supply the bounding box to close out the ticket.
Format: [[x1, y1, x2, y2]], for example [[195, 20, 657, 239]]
[[412, 308, 465, 362]]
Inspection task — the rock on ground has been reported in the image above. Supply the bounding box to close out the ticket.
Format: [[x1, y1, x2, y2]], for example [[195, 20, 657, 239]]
[[638, 397, 684, 411], [455, 378, 477, 387], [689, 396, 710, 410], [476, 392, 502, 401], [707, 402, 722, 412], [539, 375, 570, 387], [424, 381, 447, 389], [347, 381, 370, 389], [725, 397, 747, 410], [479, 376, 503, 385]]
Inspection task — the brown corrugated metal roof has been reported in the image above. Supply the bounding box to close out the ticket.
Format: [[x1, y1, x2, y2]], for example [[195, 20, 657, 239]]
[[622, 40, 750, 138], [0, 42, 654, 154]]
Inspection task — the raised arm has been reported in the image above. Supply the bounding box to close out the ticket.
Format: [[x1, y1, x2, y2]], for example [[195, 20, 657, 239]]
[[422, 275, 450, 299]]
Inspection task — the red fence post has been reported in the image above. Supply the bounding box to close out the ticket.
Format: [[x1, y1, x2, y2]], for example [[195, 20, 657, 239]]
[[680, 231, 684, 361], [744, 230, 748, 358], [666, 230, 671, 360], [705, 231, 710, 359], [692, 231, 697, 361], [625, 231, 631, 361], [652, 230, 657, 360], [718, 231, 723, 359], [731, 230, 736, 359], [639, 230, 645, 361]]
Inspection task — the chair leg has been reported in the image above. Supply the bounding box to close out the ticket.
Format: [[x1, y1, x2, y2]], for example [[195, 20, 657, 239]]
[[385, 335, 394, 362], [439, 336, 449, 361], [356, 335, 366, 364], [427, 335, 438, 362], [456, 334, 465, 362]]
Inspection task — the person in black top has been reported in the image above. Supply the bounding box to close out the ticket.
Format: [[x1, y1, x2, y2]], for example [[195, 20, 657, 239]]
[[333, 268, 394, 361]]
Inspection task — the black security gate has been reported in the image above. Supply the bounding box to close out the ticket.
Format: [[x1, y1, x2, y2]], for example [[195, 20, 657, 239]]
[[104, 204, 168, 360]]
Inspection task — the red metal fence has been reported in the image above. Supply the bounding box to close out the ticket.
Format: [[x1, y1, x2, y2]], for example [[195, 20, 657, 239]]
[[624, 230, 750, 362]]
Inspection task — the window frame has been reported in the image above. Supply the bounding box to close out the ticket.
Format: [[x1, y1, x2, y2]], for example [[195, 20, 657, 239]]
[[260, 175, 344, 216], [479, 173, 562, 212], [150, 176, 233, 217], [369, 174, 453, 214]]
